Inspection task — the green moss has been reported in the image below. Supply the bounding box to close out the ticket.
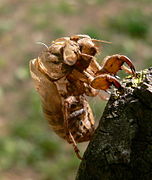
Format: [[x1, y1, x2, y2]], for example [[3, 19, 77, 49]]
[[124, 69, 148, 88]]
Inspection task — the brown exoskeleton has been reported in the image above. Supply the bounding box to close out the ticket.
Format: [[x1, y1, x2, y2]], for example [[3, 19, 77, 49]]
[[29, 34, 136, 159]]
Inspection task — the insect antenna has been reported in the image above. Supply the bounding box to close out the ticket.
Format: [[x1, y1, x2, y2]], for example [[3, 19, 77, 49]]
[[92, 39, 112, 44], [36, 41, 49, 49]]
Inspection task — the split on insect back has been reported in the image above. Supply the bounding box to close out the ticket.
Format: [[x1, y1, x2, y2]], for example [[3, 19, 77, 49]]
[[29, 34, 136, 160]]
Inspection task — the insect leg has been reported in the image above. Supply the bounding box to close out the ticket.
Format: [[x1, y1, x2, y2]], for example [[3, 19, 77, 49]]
[[91, 74, 123, 91], [63, 98, 70, 138], [96, 54, 136, 76], [69, 132, 83, 160], [63, 96, 83, 160]]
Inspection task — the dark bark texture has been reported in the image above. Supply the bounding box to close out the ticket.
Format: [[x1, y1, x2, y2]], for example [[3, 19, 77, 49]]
[[76, 68, 152, 180]]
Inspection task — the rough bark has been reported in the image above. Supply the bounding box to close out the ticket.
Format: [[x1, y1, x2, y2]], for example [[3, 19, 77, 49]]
[[76, 68, 152, 180]]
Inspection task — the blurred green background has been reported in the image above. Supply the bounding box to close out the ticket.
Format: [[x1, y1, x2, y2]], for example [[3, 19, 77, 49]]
[[0, 0, 152, 179]]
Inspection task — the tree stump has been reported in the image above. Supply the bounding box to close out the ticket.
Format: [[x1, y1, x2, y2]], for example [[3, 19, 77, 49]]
[[76, 68, 152, 180]]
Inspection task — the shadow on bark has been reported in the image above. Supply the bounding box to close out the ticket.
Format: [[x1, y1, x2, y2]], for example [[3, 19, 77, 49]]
[[76, 68, 152, 180]]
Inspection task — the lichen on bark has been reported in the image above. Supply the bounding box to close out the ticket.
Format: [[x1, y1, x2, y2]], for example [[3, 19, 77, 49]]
[[76, 67, 152, 180]]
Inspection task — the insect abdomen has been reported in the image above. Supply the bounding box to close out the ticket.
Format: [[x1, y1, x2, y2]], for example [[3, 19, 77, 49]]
[[29, 58, 66, 139]]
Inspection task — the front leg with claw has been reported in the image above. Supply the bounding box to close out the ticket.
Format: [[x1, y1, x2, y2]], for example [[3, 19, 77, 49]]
[[96, 54, 136, 76], [91, 74, 123, 91]]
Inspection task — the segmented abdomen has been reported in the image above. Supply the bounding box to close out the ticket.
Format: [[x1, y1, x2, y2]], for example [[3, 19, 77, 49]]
[[30, 58, 66, 139]]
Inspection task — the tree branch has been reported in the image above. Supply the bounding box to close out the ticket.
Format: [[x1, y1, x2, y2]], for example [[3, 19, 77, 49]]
[[76, 68, 152, 180]]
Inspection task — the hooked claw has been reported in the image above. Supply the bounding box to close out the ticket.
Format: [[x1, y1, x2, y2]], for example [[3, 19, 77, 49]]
[[96, 54, 136, 76], [120, 55, 136, 76], [91, 74, 123, 91]]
